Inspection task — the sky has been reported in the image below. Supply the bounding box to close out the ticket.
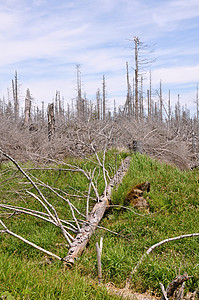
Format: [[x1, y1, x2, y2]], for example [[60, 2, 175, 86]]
[[0, 0, 199, 114]]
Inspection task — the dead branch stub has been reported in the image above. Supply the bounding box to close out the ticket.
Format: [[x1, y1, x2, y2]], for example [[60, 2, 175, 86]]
[[160, 273, 191, 300]]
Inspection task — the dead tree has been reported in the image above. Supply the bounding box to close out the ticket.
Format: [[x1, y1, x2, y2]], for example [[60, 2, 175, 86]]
[[149, 70, 152, 118], [55, 90, 59, 121], [24, 88, 31, 126], [139, 76, 144, 119], [168, 90, 171, 131], [159, 80, 163, 122], [96, 89, 101, 120], [63, 156, 131, 265], [131, 37, 155, 121], [12, 71, 19, 122], [48, 103, 55, 141], [76, 65, 85, 121], [126, 62, 132, 120], [41, 101, 45, 125], [196, 84, 199, 121], [102, 75, 106, 121], [134, 36, 139, 121]]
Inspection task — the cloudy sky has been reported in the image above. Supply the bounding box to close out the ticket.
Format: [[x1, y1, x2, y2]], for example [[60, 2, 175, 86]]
[[1, 0, 199, 113]]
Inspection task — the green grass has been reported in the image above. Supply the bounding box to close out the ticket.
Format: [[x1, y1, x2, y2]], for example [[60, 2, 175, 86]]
[[0, 252, 120, 299], [0, 151, 199, 298]]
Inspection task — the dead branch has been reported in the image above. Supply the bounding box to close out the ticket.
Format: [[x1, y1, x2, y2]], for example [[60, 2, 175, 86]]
[[86, 168, 96, 220], [0, 219, 62, 260], [160, 282, 168, 300], [132, 233, 199, 275], [0, 203, 78, 233]]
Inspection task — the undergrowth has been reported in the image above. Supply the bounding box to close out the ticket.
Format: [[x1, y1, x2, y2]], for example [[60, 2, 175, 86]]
[[0, 151, 199, 298]]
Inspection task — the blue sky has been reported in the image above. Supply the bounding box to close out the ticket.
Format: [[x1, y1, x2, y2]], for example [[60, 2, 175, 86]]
[[1, 0, 199, 113]]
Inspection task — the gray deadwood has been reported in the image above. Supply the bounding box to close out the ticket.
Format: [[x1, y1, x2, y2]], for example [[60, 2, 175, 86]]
[[63, 156, 131, 265], [160, 273, 191, 300]]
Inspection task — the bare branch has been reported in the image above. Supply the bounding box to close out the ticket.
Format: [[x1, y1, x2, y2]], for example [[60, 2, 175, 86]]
[[132, 233, 199, 275], [0, 219, 62, 260]]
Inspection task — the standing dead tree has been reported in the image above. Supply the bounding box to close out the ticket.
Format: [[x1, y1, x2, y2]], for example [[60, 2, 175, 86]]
[[48, 103, 55, 141], [124, 62, 133, 120], [12, 71, 19, 122], [24, 88, 32, 126], [102, 75, 106, 121], [134, 36, 139, 121], [129, 37, 155, 121]]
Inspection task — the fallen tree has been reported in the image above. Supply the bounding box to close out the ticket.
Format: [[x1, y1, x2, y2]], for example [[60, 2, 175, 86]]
[[0, 145, 131, 263], [63, 156, 131, 265]]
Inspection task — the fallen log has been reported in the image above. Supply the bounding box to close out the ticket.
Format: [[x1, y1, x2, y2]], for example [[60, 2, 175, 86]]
[[63, 156, 131, 265]]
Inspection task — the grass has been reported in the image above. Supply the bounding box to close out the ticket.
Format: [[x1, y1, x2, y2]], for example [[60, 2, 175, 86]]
[[0, 151, 199, 298], [0, 253, 121, 299]]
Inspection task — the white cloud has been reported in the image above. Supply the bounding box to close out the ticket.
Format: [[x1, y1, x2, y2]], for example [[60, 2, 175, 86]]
[[152, 0, 199, 28], [152, 64, 199, 85]]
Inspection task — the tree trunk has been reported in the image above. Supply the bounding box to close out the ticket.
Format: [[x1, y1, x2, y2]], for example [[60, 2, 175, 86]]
[[134, 37, 139, 121], [102, 75, 106, 121], [24, 88, 31, 126], [48, 103, 55, 141]]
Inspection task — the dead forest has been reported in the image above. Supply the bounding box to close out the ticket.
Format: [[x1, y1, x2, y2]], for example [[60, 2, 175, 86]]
[[1, 37, 199, 168], [0, 64, 198, 171]]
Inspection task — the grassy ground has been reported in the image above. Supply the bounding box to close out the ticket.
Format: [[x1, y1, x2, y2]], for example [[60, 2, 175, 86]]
[[0, 151, 198, 299]]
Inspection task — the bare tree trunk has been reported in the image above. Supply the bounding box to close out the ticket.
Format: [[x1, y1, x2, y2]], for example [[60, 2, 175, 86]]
[[76, 64, 83, 120], [48, 103, 55, 141], [168, 90, 171, 133], [55, 91, 59, 121], [175, 94, 181, 123], [41, 101, 45, 125], [155, 102, 158, 121], [196, 84, 198, 121], [96, 89, 100, 120], [149, 70, 152, 118], [132, 77, 135, 118], [140, 76, 143, 119], [134, 37, 139, 121], [24, 88, 31, 126], [159, 80, 163, 122], [12, 71, 19, 122], [102, 75, 106, 121], [147, 89, 150, 119], [126, 62, 132, 120]]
